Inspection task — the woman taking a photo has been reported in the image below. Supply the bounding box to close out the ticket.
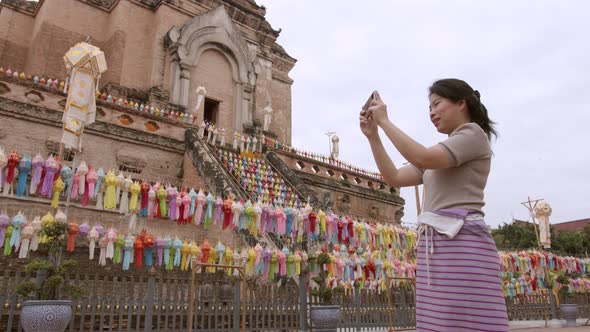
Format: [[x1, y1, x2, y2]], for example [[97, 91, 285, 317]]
[[360, 78, 508, 332]]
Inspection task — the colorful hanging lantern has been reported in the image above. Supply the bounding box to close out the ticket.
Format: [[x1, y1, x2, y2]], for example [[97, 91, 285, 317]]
[[3, 150, 20, 195], [30, 216, 41, 252], [51, 177, 65, 208], [16, 152, 31, 197], [0, 210, 9, 248], [66, 221, 79, 252], [10, 212, 26, 252], [19, 222, 33, 259]]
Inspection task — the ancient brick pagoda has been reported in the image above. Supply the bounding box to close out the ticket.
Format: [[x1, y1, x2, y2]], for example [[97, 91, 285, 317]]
[[0, 0, 404, 255]]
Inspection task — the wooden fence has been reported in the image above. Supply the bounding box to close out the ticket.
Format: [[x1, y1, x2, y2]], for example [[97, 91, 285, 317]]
[[1, 269, 589, 331], [309, 286, 416, 331]]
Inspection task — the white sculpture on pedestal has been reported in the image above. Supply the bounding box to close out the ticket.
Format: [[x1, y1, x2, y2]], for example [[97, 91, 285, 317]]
[[232, 131, 238, 150], [207, 122, 213, 143], [212, 125, 218, 145], [263, 104, 273, 131], [198, 120, 206, 138], [331, 134, 340, 159], [239, 134, 245, 153], [193, 86, 207, 125], [252, 136, 258, 153], [220, 128, 226, 147], [246, 136, 252, 152]]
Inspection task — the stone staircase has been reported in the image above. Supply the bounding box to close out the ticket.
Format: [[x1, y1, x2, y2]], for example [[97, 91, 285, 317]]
[[186, 131, 324, 268], [185, 130, 281, 251], [184, 129, 247, 199]]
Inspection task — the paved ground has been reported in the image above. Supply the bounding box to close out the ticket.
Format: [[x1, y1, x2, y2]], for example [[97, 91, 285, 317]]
[[513, 328, 590, 331], [388, 319, 590, 331], [509, 319, 590, 331]]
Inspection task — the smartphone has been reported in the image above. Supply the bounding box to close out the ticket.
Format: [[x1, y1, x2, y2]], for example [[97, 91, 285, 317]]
[[361, 91, 377, 112]]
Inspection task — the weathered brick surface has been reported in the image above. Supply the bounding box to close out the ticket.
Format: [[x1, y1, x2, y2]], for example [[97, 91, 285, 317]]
[[269, 78, 293, 144], [0, 79, 188, 141], [189, 49, 236, 143], [0, 0, 295, 141], [0, 7, 35, 70], [272, 151, 405, 224], [295, 172, 405, 224], [276, 151, 398, 194], [181, 152, 209, 190], [0, 0, 407, 289]]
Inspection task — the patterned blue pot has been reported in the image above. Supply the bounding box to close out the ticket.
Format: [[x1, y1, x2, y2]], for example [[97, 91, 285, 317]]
[[310, 305, 340, 332], [20, 300, 73, 332]]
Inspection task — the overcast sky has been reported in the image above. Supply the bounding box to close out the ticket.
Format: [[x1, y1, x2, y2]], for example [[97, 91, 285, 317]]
[[258, 0, 590, 228]]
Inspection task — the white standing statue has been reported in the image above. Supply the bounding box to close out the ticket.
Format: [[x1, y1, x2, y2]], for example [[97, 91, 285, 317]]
[[252, 136, 258, 153], [198, 120, 206, 138], [207, 122, 213, 143], [263, 104, 273, 131], [232, 131, 239, 150], [261, 134, 265, 151], [212, 126, 218, 145], [193, 86, 207, 125], [246, 136, 252, 152], [239, 134, 245, 153], [220, 128, 226, 147], [331, 134, 340, 159]]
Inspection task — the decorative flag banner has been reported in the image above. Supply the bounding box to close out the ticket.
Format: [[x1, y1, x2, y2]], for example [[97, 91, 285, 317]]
[[61, 42, 107, 151]]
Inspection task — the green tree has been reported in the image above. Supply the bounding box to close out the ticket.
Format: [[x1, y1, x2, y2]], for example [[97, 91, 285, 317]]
[[492, 221, 537, 250], [552, 230, 586, 257], [491, 220, 590, 257]]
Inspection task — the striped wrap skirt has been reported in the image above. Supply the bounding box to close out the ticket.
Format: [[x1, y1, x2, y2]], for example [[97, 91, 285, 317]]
[[416, 218, 509, 332]]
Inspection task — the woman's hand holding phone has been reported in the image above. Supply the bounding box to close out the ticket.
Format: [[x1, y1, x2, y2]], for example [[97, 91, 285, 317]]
[[360, 91, 379, 139], [366, 91, 388, 125]]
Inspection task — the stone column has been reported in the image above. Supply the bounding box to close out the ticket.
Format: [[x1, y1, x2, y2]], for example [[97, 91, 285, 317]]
[[234, 81, 243, 131], [169, 50, 181, 104], [179, 63, 191, 107], [243, 82, 254, 124]]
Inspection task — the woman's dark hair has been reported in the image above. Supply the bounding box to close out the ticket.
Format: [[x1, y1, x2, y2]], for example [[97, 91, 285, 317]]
[[429, 78, 497, 140]]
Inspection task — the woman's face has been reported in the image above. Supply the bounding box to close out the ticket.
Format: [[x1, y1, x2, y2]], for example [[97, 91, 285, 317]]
[[428, 93, 468, 135]]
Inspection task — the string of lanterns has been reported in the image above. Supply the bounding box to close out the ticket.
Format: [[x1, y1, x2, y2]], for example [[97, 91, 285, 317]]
[[500, 250, 590, 297]]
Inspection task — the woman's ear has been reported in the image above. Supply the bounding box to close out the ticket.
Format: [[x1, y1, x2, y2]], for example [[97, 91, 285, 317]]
[[458, 99, 468, 112]]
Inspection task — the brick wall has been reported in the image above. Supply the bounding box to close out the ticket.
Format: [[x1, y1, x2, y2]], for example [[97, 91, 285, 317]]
[[0, 7, 34, 70], [0, 0, 295, 144], [189, 48, 235, 144], [275, 151, 405, 224]]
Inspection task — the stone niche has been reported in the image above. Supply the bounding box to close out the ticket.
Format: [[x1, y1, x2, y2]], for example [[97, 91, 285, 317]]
[[164, 5, 256, 135]]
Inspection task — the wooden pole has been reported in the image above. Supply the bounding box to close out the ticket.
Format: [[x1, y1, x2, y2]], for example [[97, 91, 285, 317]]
[[521, 196, 551, 325], [520, 197, 544, 250], [241, 274, 246, 332], [414, 185, 421, 216], [385, 276, 394, 332], [188, 258, 197, 332]]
